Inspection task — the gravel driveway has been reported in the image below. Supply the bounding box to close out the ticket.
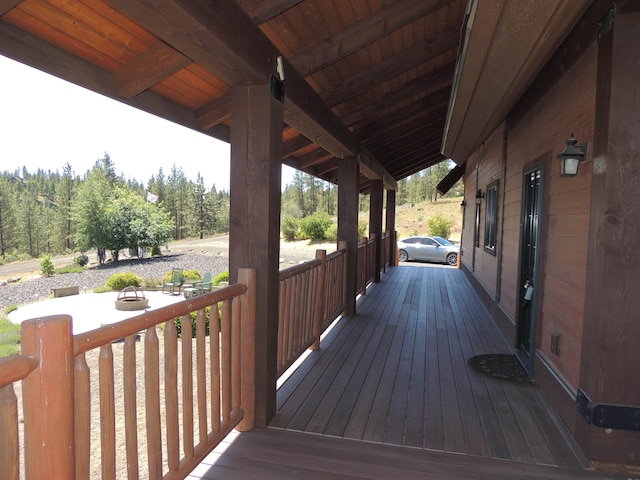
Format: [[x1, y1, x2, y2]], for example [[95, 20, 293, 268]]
[[0, 239, 330, 311]]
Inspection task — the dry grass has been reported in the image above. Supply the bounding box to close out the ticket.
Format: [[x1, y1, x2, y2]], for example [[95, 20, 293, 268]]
[[379, 196, 464, 242]]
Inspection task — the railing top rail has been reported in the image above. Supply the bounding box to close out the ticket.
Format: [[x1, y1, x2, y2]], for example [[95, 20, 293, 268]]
[[326, 248, 346, 261], [73, 283, 247, 355], [0, 353, 38, 387], [279, 258, 322, 281]]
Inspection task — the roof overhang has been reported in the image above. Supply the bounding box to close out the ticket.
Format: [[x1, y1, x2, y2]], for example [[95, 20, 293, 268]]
[[442, 0, 592, 164]]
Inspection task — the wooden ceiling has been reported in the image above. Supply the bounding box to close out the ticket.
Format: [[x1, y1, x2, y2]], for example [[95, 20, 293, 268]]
[[0, 1, 592, 193], [0, 0, 467, 193]]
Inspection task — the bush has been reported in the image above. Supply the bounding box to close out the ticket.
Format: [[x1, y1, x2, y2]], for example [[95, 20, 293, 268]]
[[173, 307, 212, 338], [281, 214, 299, 241], [325, 223, 338, 242], [106, 272, 142, 290], [151, 245, 161, 256], [55, 264, 84, 274], [358, 221, 368, 238], [299, 212, 332, 240], [40, 254, 54, 276], [74, 253, 89, 266], [162, 269, 201, 284], [142, 277, 160, 289], [428, 213, 453, 239], [214, 271, 229, 286]]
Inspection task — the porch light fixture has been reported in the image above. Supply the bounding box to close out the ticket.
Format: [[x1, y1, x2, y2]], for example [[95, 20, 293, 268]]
[[557, 134, 588, 176], [475, 189, 484, 205]]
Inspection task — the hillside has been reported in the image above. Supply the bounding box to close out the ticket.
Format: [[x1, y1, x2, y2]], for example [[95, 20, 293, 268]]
[[392, 196, 464, 242]]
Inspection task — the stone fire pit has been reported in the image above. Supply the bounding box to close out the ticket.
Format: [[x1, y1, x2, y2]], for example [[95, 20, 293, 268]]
[[115, 286, 149, 311]]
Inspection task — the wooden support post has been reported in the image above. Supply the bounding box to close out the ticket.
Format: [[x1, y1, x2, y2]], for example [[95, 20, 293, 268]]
[[237, 268, 256, 432], [369, 180, 383, 282], [229, 83, 283, 428], [21, 315, 75, 480], [311, 250, 327, 350], [338, 158, 359, 316], [386, 190, 397, 266]]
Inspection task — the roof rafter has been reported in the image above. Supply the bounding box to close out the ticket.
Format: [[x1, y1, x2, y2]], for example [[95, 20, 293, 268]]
[[322, 26, 460, 108], [290, 0, 453, 77], [106, 0, 396, 190]]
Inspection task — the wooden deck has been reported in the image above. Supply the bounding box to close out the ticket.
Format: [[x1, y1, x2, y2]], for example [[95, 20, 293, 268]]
[[189, 265, 625, 479]]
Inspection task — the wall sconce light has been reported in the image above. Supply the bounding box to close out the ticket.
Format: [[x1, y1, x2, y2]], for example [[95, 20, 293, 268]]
[[475, 189, 484, 205], [557, 134, 588, 176]]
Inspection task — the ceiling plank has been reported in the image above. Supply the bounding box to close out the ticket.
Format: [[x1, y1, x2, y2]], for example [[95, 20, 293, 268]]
[[355, 89, 451, 140], [235, 0, 304, 24], [196, 92, 231, 129], [296, 149, 334, 169], [111, 42, 192, 98], [341, 66, 454, 127], [291, 0, 453, 77], [0, 18, 230, 143], [106, 0, 396, 189], [322, 26, 460, 107], [283, 134, 313, 158]]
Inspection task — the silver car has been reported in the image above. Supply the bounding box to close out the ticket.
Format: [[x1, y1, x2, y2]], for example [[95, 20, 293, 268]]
[[397, 236, 459, 266]]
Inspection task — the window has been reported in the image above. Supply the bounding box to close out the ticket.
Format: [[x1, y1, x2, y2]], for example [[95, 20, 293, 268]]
[[484, 181, 499, 255]]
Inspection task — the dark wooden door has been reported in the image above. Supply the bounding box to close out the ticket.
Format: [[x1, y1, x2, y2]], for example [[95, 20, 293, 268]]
[[517, 168, 543, 374]]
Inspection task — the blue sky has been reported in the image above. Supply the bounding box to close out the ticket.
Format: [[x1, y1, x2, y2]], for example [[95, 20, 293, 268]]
[[0, 55, 294, 190]]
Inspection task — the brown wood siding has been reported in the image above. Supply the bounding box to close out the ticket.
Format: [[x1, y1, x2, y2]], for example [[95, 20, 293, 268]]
[[461, 44, 597, 388], [504, 44, 597, 388]]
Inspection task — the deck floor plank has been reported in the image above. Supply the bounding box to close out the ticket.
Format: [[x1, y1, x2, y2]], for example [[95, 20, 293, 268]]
[[262, 265, 598, 473], [190, 429, 625, 480]]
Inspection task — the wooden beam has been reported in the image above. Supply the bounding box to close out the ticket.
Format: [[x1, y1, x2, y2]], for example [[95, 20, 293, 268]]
[[296, 149, 333, 169], [106, 0, 395, 189], [235, 0, 304, 23], [338, 158, 359, 316], [111, 42, 192, 98], [341, 65, 455, 127], [282, 134, 312, 158], [0, 0, 20, 16], [322, 27, 460, 107], [356, 90, 450, 140], [196, 93, 231, 129], [290, 0, 453, 77], [0, 19, 231, 143], [369, 180, 384, 283]]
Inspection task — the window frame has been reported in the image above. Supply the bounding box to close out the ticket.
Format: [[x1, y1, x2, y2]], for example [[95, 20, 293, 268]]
[[483, 180, 499, 255]]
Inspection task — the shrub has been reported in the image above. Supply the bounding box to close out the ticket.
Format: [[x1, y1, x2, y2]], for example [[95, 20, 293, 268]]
[[325, 223, 338, 242], [173, 307, 212, 338], [162, 269, 201, 284], [214, 270, 229, 286], [151, 245, 161, 256], [299, 212, 332, 240], [106, 272, 142, 290], [74, 253, 89, 266], [358, 221, 368, 238], [40, 254, 54, 276], [55, 264, 84, 274], [281, 214, 299, 241], [0, 318, 20, 358], [428, 213, 453, 239], [142, 277, 160, 289]]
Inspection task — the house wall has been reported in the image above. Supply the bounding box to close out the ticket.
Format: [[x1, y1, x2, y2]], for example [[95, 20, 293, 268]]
[[462, 43, 596, 389], [461, 3, 640, 469]]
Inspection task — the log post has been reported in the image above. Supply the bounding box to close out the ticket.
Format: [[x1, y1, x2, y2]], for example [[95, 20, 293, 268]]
[[21, 315, 75, 480]]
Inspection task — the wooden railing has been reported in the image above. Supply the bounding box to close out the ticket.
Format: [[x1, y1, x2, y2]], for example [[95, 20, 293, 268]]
[[0, 269, 256, 480], [277, 246, 348, 377], [356, 236, 377, 295]]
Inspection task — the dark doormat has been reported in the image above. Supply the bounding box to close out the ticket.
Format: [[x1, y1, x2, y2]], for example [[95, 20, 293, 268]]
[[467, 354, 533, 385]]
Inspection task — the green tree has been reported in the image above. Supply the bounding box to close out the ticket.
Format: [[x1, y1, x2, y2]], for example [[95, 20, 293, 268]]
[[54, 163, 77, 252]]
